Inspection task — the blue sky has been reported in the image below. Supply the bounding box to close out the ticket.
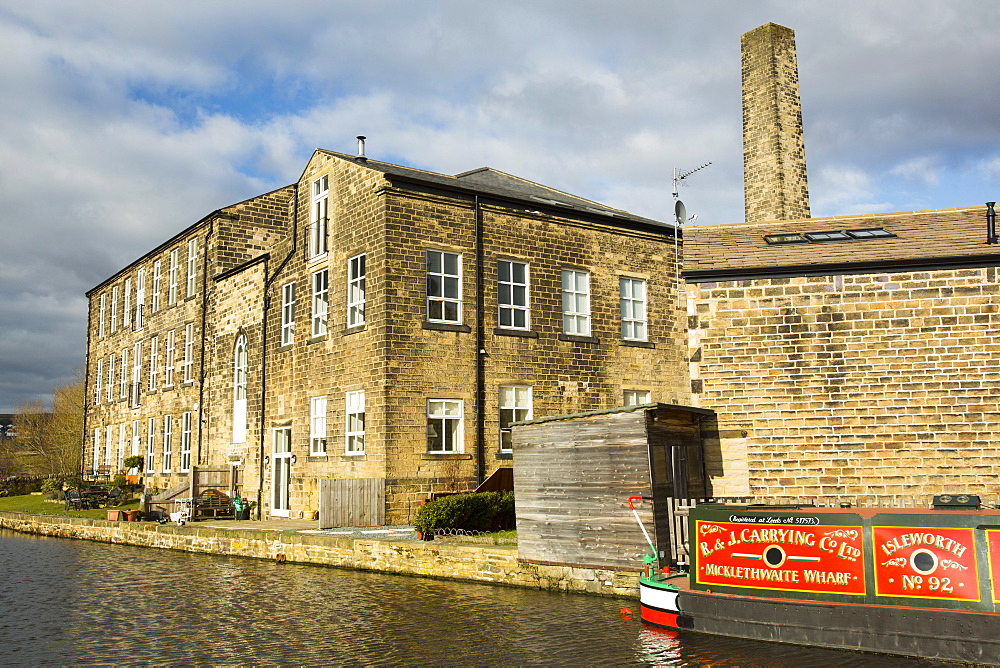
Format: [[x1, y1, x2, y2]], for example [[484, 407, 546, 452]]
[[1, 0, 998, 411]]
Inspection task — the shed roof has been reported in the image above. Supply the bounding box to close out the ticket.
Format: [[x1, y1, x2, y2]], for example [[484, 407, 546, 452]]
[[683, 206, 1000, 280], [512, 402, 714, 427]]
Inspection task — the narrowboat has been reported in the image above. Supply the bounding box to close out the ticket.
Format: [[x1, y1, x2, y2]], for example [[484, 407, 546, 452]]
[[634, 496, 1000, 663]]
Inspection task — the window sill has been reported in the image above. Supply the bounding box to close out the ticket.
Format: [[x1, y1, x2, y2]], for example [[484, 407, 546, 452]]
[[495, 452, 513, 460], [181, 380, 194, 387], [307, 252, 328, 265], [276, 343, 293, 352], [305, 455, 328, 462], [422, 321, 471, 333], [558, 333, 599, 344], [342, 453, 366, 460], [343, 324, 366, 336], [493, 328, 538, 338], [307, 334, 328, 344], [421, 452, 472, 460], [620, 339, 655, 349]]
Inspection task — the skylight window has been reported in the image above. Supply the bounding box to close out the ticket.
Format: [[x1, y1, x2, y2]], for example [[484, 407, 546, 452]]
[[803, 230, 851, 242], [764, 233, 808, 245], [846, 228, 896, 239], [765, 227, 897, 245]]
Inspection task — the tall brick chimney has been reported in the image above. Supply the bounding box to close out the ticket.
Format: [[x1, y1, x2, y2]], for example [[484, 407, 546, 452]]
[[742, 23, 810, 223]]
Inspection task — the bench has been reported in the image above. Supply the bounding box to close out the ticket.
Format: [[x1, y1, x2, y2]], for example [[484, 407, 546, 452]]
[[193, 489, 235, 519]]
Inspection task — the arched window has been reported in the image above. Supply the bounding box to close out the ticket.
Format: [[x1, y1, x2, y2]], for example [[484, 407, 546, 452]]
[[233, 333, 248, 443]]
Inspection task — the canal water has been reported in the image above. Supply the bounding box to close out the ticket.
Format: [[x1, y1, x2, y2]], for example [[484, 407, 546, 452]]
[[0, 529, 950, 666]]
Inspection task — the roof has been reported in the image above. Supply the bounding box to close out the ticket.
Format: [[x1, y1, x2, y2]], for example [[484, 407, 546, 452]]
[[683, 206, 1000, 280], [316, 150, 674, 234], [512, 402, 714, 427]]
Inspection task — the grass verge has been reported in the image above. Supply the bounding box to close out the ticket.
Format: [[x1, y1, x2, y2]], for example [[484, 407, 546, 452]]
[[0, 493, 140, 520]]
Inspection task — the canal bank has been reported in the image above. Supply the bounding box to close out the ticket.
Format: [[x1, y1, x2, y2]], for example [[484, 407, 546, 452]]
[[0, 511, 639, 597]]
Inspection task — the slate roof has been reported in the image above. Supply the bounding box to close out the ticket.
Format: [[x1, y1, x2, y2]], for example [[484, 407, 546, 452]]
[[317, 150, 673, 233], [682, 206, 1000, 280]]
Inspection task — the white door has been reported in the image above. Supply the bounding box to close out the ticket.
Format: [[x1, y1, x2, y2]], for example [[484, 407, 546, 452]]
[[272, 427, 292, 517]]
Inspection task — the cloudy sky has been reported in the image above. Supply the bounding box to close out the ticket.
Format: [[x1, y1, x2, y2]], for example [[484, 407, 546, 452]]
[[1, 0, 998, 412]]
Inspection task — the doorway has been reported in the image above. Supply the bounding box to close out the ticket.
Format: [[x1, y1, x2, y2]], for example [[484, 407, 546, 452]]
[[272, 427, 292, 517]]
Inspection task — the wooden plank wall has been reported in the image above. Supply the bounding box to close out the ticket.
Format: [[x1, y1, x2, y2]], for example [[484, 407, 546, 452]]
[[318, 478, 386, 529], [513, 410, 655, 570]]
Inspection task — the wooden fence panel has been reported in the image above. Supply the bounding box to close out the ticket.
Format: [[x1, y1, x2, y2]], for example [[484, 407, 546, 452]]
[[318, 478, 385, 529]]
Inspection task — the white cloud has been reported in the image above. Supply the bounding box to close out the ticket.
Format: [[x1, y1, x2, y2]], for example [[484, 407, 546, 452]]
[[1, 1, 999, 409]]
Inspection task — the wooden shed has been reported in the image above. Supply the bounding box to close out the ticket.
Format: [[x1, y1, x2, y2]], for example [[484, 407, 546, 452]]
[[512, 403, 714, 571]]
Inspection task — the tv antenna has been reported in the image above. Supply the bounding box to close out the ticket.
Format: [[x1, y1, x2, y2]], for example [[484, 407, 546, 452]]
[[670, 162, 711, 291]]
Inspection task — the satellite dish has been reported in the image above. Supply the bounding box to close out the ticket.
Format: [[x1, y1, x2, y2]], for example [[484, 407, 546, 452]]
[[674, 200, 687, 226]]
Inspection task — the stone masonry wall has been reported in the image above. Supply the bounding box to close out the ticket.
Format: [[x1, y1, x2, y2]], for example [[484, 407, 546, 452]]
[[689, 267, 1000, 503]]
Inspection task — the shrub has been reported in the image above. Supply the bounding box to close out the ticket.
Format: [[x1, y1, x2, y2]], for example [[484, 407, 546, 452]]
[[123, 455, 144, 470], [413, 491, 515, 534], [40, 478, 63, 494]]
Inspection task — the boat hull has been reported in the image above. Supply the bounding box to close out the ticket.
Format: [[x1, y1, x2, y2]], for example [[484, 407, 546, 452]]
[[640, 576, 1000, 663]]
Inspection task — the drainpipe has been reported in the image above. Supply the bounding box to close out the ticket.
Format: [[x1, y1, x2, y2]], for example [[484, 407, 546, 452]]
[[257, 185, 300, 519], [195, 219, 214, 469], [987, 202, 997, 245], [82, 296, 94, 478], [474, 195, 486, 487]]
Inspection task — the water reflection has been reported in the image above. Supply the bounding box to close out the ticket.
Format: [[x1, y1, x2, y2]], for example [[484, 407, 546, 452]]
[[0, 530, 946, 665]]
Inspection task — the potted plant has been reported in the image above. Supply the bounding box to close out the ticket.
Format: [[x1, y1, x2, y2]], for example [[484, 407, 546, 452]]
[[122, 456, 144, 486]]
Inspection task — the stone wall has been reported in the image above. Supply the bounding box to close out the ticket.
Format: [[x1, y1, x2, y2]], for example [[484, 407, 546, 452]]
[[689, 266, 1000, 503], [0, 512, 639, 598]]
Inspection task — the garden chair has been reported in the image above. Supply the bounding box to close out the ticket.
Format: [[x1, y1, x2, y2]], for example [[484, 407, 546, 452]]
[[65, 489, 91, 511]]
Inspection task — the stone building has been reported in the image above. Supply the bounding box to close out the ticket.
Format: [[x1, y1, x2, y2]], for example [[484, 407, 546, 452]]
[[83, 148, 689, 522], [680, 23, 1000, 504], [684, 207, 1000, 502]]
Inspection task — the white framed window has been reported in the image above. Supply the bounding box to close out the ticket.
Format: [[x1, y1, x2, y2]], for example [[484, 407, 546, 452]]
[[427, 399, 463, 453], [118, 423, 126, 471], [148, 335, 159, 391], [426, 250, 461, 323], [106, 353, 114, 402], [310, 175, 329, 259], [131, 341, 142, 408], [561, 269, 591, 336], [162, 415, 173, 473], [309, 396, 327, 455], [182, 322, 194, 383], [95, 359, 103, 404], [105, 425, 113, 466], [233, 333, 247, 443], [135, 266, 146, 330], [346, 390, 365, 454], [110, 285, 119, 333], [348, 254, 366, 327], [168, 248, 179, 305], [93, 428, 101, 474], [281, 282, 295, 346], [151, 259, 162, 313], [180, 411, 192, 472], [123, 278, 132, 330], [119, 348, 129, 399], [146, 416, 155, 473], [131, 419, 141, 458], [186, 237, 198, 298], [620, 277, 648, 341], [311, 269, 329, 337], [164, 329, 176, 387], [499, 386, 531, 452], [98, 293, 106, 338], [623, 390, 651, 406], [498, 260, 529, 330]]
